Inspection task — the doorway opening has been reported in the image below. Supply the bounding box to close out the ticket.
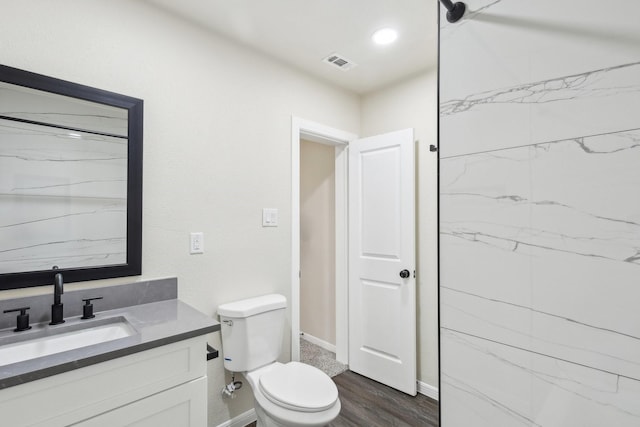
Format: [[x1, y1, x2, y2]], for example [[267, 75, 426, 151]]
[[291, 117, 356, 367], [299, 138, 348, 377]]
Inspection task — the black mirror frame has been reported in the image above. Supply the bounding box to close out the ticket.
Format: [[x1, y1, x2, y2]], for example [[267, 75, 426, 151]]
[[0, 64, 143, 290]]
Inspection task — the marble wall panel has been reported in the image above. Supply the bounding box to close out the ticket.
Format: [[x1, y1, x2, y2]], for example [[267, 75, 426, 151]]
[[440, 0, 640, 425], [442, 330, 640, 427], [0, 81, 128, 136], [440, 0, 640, 158], [0, 119, 127, 273]]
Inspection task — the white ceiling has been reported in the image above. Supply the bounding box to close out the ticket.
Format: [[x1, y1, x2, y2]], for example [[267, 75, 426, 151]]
[[145, 0, 439, 94]]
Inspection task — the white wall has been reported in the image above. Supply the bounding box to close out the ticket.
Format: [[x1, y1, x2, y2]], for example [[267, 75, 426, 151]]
[[0, 1, 360, 425], [300, 139, 336, 345], [440, 0, 640, 425], [361, 69, 439, 389]]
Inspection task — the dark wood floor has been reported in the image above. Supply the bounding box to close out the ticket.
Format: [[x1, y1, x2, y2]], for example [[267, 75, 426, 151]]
[[245, 370, 439, 427]]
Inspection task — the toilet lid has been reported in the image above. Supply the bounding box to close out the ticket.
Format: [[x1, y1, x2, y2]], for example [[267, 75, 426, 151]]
[[259, 362, 338, 412]]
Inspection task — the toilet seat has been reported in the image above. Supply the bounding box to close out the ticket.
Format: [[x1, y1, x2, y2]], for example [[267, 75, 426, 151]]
[[259, 362, 338, 412], [245, 362, 341, 426]]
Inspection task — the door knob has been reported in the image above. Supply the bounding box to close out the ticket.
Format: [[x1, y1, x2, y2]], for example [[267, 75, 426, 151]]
[[399, 269, 410, 279]]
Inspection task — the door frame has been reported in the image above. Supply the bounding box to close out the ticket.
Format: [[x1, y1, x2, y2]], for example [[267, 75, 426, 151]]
[[291, 116, 357, 365]]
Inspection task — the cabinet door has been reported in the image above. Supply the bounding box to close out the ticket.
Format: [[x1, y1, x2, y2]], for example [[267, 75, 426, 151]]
[[2, 336, 207, 427], [73, 377, 207, 427]]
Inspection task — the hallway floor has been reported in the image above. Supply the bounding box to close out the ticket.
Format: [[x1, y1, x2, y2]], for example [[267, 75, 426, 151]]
[[300, 336, 348, 377]]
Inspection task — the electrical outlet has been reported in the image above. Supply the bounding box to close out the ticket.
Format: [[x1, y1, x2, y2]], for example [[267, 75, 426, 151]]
[[190, 232, 204, 254]]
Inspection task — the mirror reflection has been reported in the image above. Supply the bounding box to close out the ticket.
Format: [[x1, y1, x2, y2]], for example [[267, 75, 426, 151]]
[[0, 66, 142, 288]]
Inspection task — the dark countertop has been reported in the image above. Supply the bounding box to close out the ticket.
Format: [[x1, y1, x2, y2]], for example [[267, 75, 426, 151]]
[[0, 299, 220, 390]]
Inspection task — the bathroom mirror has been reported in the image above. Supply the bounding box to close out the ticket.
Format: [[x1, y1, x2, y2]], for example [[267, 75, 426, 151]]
[[0, 64, 143, 290]]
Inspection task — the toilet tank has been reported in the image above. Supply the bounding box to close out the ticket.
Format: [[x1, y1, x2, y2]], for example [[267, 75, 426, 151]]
[[217, 294, 286, 372]]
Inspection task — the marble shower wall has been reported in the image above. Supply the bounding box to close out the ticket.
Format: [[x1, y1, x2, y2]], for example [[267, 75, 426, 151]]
[[440, 1, 640, 425], [0, 83, 128, 274]]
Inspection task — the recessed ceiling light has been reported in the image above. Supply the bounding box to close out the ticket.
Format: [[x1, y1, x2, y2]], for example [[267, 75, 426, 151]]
[[372, 28, 398, 45]]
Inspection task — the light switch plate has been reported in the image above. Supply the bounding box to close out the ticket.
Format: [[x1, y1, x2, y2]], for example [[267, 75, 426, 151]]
[[262, 208, 278, 227], [190, 232, 204, 254]]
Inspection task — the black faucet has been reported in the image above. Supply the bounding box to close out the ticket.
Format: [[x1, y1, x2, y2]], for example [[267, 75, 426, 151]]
[[50, 267, 65, 325]]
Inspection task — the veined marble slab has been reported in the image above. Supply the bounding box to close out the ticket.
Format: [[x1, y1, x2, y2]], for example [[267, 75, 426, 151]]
[[441, 330, 640, 427], [0, 119, 127, 273], [440, 0, 640, 424], [440, 0, 640, 158], [442, 129, 640, 264], [0, 119, 127, 198], [441, 128, 640, 380], [0, 81, 127, 137]]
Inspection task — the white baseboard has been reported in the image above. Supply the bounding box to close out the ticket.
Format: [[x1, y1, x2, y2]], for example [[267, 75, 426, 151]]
[[216, 408, 257, 427], [300, 331, 336, 353], [417, 380, 439, 401]]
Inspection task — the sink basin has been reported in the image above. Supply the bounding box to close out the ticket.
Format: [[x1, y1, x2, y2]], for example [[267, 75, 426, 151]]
[[0, 317, 136, 366]]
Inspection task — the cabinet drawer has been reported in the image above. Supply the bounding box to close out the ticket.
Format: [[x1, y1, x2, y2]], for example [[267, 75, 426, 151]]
[[73, 377, 207, 427], [0, 336, 207, 427]]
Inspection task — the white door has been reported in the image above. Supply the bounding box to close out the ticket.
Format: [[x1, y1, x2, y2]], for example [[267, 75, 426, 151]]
[[348, 128, 416, 395]]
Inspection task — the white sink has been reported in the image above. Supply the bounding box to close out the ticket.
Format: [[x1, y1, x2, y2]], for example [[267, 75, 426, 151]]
[[0, 318, 136, 366]]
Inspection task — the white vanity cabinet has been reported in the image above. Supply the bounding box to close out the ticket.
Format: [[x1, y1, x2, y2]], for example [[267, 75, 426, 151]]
[[0, 336, 208, 427]]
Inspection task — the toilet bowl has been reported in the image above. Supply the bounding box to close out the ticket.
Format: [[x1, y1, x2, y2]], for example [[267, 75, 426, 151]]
[[245, 362, 340, 427], [217, 294, 341, 427]]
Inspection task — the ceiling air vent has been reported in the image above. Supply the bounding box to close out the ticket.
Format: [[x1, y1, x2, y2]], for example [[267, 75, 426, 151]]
[[322, 53, 357, 71]]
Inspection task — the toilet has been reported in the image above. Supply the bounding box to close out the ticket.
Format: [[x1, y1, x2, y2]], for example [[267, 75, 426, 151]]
[[218, 294, 341, 427]]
